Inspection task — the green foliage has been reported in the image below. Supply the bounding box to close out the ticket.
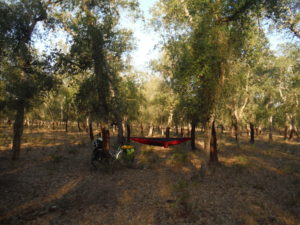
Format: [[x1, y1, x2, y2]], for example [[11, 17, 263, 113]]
[[0, 0, 57, 113], [139, 77, 175, 125]]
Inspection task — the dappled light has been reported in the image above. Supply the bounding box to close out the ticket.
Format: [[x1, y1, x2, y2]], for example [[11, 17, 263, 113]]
[[0, 0, 299, 224]]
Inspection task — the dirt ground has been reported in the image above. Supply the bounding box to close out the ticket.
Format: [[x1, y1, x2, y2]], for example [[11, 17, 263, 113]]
[[0, 127, 299, 225]]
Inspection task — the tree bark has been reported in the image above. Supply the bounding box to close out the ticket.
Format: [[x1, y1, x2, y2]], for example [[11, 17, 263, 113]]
[[249, 122, 255, 144], [180, 127, 184, 137], [289, 117, 299, 140], [148, 125, 153, 137], [191, 122, 196, 151], [140, 124, 144, 136], [65, 120, 68, 133], [209, 120, 218, 163], [102, 128, 110, 153], [126, 124, 131, 143], [268, 116, 273, 142], [12, 102, 25, 160], [88, 115, 94, 141], [175, 125, 178, 135], [117, 117, 124, 144], [165, 126, 170, 138], [204, 119, 213, 154], [77, 121, 82, 132], [284, 125, 288, 140]]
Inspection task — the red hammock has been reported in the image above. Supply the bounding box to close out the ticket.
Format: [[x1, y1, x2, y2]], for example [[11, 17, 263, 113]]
[[130, 137, 191, 148]]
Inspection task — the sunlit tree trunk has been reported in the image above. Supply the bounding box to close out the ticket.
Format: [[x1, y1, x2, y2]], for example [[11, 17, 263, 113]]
[[12, 102, 25, 160], [268, 116, 273, 142], [148, 125, 153, 137], [289, 117, 299, 140], [204, 118, 213, 154]]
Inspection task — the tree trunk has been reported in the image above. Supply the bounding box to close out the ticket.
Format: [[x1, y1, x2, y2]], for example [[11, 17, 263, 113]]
[[233, 118, 240, 146], [165, 127, 170, 138], [148, 125, 153, 137], [191, 122, 196, 151], [117, 118, 124, 144], [77, 121, 82, 132], [209, 120, 218, 163], [204, 119, 213, 154], [175, 125, 178, 135], [65, 119, 68, 133], [140, 124, 144, 136], [88, 115, 94, 141], [284, 125, 288, 140], [180, 127, 184, 137], [231, 125, 235, 137], [102, 128, 110, 153], [289, 117, 298, 140], [220, 125, 224, 134], [126, 124, 131, 143], [12, 102, 25, 160], [268, 116, 273, 142], [249, 122, 255, 144]]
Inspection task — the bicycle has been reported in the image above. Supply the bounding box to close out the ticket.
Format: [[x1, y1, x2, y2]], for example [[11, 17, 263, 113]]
[[91, 137, 136, 169]]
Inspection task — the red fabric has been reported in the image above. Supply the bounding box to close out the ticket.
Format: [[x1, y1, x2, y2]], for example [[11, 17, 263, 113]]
[[130, 137, 191, 148]]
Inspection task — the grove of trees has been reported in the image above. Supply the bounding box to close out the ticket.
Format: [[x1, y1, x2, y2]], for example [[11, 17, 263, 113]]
[[0, 0, 299, 162]]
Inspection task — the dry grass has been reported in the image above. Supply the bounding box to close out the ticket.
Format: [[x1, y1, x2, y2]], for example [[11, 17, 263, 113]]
[[0, 127, 299, 225]]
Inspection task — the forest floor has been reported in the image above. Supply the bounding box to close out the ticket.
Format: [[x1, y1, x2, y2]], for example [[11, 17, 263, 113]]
[[0, 126, 300, 225]]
